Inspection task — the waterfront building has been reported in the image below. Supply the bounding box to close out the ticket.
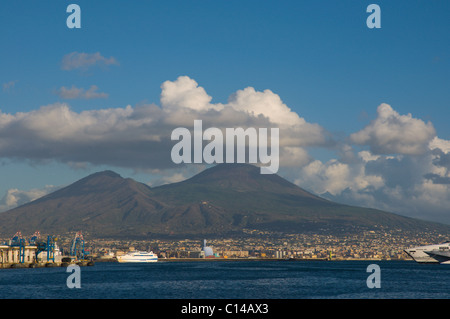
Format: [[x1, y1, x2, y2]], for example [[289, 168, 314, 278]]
[[0, 244, 37, 265]]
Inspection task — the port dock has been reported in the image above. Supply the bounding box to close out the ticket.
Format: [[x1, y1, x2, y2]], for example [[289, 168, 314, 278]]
[[1, 260, 94, 269], [1, 231, 93, 269]]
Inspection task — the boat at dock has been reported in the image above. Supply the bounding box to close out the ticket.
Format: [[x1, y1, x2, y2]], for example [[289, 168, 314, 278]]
[[117, 251, 158, 263], [404, 241, 450, 264], [36, 243, 63, 262]]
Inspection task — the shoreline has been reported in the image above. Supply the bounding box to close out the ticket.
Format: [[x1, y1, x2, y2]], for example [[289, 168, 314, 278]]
[[95, 257, 410, 263], [0, 260, 94, 269], [1, 257, 412, 268]]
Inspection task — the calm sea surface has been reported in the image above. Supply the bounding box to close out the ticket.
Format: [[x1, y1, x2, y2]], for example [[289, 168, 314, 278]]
[[0, 260, 448, 299]]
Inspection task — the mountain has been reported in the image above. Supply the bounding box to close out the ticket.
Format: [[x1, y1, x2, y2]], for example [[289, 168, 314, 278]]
[[0, 164, 449, 239], [0, 170, 166, 237]]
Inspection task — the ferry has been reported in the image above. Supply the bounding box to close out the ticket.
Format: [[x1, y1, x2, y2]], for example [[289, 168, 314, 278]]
[[404, 241, 450, 264], [116, 251, 158, 263]]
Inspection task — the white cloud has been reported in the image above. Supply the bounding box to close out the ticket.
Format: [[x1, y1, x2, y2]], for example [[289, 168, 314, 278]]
[[160, 76, 328, 149], [148, 172, 188, 186], [350, 103, 436, 155], [0, 185, 60, 212], [61, 52, 119, 71], [227, 87, 302, 126], [2, 80, 17, 92], [279, 147, 311, 168], [295, 157, 384, 197], [0, 76, 328, 171], [160, 76, 218, 112], [294, 150, 450, 224], [56, 85, 108, 99], [429, 136, 450, 154]]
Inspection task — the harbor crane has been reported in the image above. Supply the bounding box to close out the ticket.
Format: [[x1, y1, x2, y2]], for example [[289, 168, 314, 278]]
[[29, 231, 41, 245], [10, 231, 26, 263], [70, 231, 86, 261], [29, 231, 57, 263]]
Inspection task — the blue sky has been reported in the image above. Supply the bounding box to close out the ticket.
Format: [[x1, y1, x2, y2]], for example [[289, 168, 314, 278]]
[[1, 1, 450, 224]]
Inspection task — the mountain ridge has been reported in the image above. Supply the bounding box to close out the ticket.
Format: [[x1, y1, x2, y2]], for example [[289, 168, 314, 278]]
[[0, 164, 449, 239]]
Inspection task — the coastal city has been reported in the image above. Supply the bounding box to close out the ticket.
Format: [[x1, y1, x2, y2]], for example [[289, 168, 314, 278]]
[[49, 228, 448, 262]]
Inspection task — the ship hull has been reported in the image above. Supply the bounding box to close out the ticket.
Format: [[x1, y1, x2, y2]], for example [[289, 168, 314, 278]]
[[404, 242, 450, 264], [117, 257, 158, 263]]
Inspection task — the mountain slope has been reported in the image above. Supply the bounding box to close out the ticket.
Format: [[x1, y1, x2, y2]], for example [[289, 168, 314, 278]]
[[150, 164, 444, 235], [0, 171, 167, 237], [0, 164, 448, 238]]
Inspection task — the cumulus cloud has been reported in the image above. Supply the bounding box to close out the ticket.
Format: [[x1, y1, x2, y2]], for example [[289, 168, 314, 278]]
[[0, 102, 171, 169], [160, 76, 217, 112], [161, 77, 330, 168], [160, 76, 329, 154], [350, 103, 436, 155], [423, 173, 450, 185], [295, 148, 450, 224], [294, 155, 384, 197], [0, 76, 327, 171], [61, 52, 119, 71], [56, 85, 108, 99], [429, 136, 450, 153], [227, 87, 302, 126], [0, 185, 60, 212], [292, 104, 450, 224]]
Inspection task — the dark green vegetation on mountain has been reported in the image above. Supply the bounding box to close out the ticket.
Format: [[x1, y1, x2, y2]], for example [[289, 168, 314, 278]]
[[0, 164, 448, 239]]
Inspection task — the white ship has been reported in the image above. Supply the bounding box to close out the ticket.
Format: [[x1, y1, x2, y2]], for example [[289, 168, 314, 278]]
[[404, 241, 450, 264], [117, 251, 158, 263], [36, 243, 63, 262]]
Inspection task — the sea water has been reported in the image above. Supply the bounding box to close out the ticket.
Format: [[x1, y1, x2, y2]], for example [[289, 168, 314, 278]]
[[0, 260, 448, 299]]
